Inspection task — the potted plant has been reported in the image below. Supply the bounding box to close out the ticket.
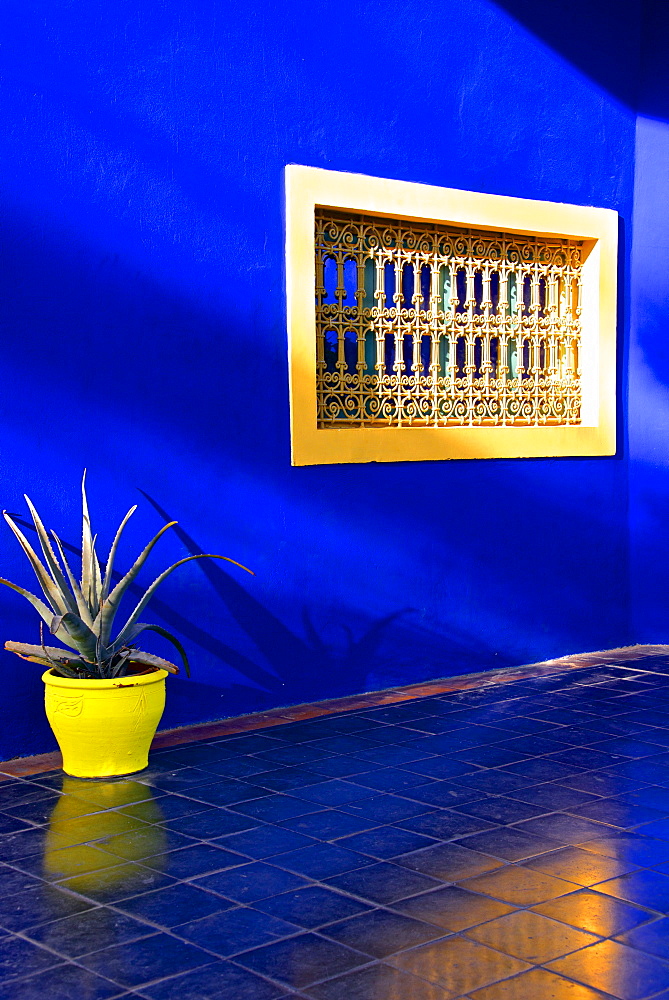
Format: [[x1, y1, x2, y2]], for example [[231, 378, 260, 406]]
[[0, 473, 251, 779]]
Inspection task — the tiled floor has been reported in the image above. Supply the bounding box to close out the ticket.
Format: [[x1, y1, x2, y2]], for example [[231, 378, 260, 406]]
[[3, 660, 669, 997]]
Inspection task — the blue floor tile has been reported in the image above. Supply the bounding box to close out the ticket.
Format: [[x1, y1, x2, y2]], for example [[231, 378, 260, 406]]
[[570, 797, 664, 829], [221, 824, 317, 859], [273, 843, 374, 879], [193, 861, 311, 902], [616, 919, 669, 960], [395, 842, 502, 880], [397, 808, 495, 839], [114, 881, 233, 927], [78, 932, 211, 988], [25, 905, 153, 957], [594, 869, 669, 911], [161, 807, 258, 839], [0, 864, 45, 897], [453, 795, 545, 824], [288, 780, 372, 806], [508, 782, 600, 811], [0, 882, 93, 932], [253, 885, 372, 928], [0, 963, 123, 1000], [251, 768, 328, 792], [341, 794, 433, 822], [120, 795, 209, 822], [181, 781, 270, 807], [325, 861, 441, 904], [229, 795, 322, 823], [350, 746, 435, 766], [0, 933, 62, 981], [346, 768, 433, 793], [338, 825, 437, 859], [395, 757, 477, 779], [234, 932, 368, 989], [139, 843, 246, 878], [138, 960, 287, 999], [279, 809, 378, 841], [401, 782, 482, 808], [321, 907, 445, 957], [176, 905, 297, 956], [306, 758, 376, 779]]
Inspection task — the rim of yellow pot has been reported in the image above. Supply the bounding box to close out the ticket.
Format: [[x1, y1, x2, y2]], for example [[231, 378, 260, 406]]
[[42, 667, 169, 689]]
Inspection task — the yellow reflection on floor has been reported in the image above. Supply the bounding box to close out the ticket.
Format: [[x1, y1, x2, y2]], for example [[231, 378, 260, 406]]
[[43, 777, 166, 887]]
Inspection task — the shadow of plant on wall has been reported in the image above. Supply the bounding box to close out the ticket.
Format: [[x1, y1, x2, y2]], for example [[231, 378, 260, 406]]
[[138, 491, 415, 704], [8, 496, 416, 712]]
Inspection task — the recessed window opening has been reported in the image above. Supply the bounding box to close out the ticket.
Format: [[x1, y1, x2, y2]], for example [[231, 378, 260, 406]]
[[343, 258, 357, 306], [384, 333, 395, 375], [343, 329, 357, 373], [474, 271, 483, 314], [322, 256, 337, 302], [420, 265, 431, 311], [522, 274, 532, 316], [490, 271, 500, 314], [456, 336, 466, 378], [420, 334, 431, 372], [384, 262, 395, 309], [323, 329, 338, 373], [314, 208, 585, 428], [455, 268, 467, 314]]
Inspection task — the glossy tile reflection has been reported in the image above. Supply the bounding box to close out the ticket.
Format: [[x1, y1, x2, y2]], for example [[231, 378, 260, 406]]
[[2, 656, 669, 996]]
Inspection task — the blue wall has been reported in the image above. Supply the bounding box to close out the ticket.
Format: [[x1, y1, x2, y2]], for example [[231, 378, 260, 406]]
[[629, 4, 669, 641], [0, 0, 637, 758]]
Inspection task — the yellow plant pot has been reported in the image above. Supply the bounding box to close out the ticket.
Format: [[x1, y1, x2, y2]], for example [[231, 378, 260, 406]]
[[43, 668, 168, 778]]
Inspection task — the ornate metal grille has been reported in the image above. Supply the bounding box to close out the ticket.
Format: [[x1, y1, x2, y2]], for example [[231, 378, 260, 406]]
[[315, 208, 583, 428]]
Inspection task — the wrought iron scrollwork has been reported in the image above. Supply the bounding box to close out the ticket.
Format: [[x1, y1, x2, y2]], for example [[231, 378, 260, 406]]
[[315, 209, 583, 429]]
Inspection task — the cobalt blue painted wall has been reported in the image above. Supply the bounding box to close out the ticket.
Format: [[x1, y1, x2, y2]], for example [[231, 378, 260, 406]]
[[0, 0, 636, 758], [629, 3, 669, 641]]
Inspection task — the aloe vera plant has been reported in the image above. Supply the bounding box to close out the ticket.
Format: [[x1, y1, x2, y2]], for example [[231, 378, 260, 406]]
[[0, 473, 252, 679]]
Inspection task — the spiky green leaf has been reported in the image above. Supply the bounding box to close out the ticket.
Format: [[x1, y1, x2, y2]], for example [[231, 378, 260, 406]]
[[101, 505, 137, 604], [22, 496, 77, 617], [0, 577, 78, 649], [2, 513, 69, 616], [50, 531, 94, 628], [109, 647, 133, 678], [93, 520, 178, 647], [124, 649, 179, 674], [113, 622, 191, 677], [80, 470, 102, 615], [4, 640, 87, 667], [50, 612, 98, 661]]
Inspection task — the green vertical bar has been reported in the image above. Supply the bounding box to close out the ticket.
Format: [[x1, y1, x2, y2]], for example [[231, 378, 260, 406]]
[[508, 338, 517, 378], [364, 330, 376, 375], [507, 272, 517, 314], [439, 336, 449, 375]]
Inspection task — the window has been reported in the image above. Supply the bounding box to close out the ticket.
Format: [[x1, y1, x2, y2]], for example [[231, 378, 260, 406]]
[[286, 165, 617, 466]]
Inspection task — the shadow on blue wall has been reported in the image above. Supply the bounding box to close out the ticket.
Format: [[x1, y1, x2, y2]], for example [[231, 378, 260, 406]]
[[490, 0, 640, 110]]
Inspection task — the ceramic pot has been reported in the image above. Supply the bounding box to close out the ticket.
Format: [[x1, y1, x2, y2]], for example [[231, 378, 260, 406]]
[[42, 667, 168, 778]]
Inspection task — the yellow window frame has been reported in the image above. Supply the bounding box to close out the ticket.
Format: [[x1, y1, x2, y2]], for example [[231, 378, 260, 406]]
[[285, 164, 617, 466]]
